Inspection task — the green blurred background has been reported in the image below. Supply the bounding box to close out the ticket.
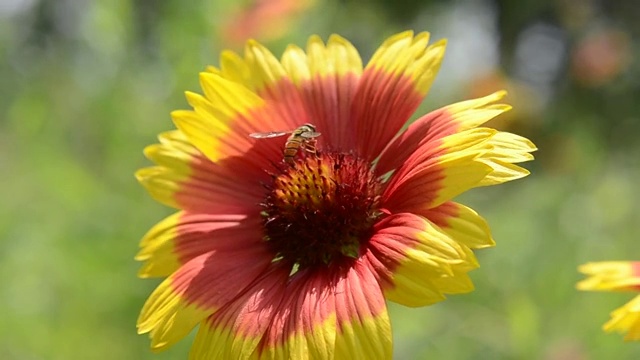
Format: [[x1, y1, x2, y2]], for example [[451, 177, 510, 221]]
[[2, 0, 639, 358]]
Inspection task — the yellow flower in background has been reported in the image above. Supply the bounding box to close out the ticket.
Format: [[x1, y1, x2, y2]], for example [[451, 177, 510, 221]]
[[136, 31, 536, 358], [577, 261, 640, 341]]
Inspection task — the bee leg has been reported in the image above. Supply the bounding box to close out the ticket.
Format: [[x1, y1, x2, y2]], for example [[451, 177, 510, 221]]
[[302, 140, 317, 155]]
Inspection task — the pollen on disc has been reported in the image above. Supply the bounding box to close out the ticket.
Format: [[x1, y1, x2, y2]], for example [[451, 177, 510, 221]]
[[261, 152, 382, 269]]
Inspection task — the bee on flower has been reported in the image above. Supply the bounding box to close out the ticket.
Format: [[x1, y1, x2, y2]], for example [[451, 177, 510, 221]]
[[250, 123, 321, 165], [135, 31, 536, 359]]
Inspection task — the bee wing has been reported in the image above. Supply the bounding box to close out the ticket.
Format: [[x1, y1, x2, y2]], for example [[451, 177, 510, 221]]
[[249, 131, 290, 139], [300, 132, 321, 139]]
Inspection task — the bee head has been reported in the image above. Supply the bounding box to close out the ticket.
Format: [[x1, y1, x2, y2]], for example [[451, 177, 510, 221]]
[[301, 123, 316, 132]]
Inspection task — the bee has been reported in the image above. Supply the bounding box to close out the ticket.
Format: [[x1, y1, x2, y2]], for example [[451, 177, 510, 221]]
[[250, 123, 321, 165]]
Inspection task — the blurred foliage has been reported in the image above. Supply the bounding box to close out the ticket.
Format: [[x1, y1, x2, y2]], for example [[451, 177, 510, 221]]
[[1, 0, 640, 358]]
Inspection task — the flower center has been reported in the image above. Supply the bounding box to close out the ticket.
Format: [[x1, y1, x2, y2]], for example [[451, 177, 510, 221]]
[[261, 152, 382, 269]]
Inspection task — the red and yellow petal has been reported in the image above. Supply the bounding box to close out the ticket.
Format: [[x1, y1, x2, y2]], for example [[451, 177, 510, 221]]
[[352, 31, 446, 162], [425, 128, 534, 188], [420, 201, 495, 249], [381, 123, 534, 213], [475, 132, 537, 186], [243, 39, 291, 93], [189, 264, 292, 360], [604, 295, 640, 341], [136, 211, 263, 278], [190, 259, 391, 359], [136, 32, 539, 357], [137, 245, 274, 352], [281, 35, 363, 152], [368, 213, 478, 307], [191, 263, 338, 360], [332, 259, 392, 359], [244, 40, 312, 130], [173, 74, 258, 161], [243, 261, 392, 359], [391, 127, 497, 180], [382, 150, 493, 214], [577, 261, 640, 291], [217, 41, 313, 134], [216, 51, 252, 89], [173, 72, 292, 166], [443, 91, 511, 128], [257, 267, 338, 360], [136, 130, 267, 214], [282, 34, 363, 82], [376, 91, 513, 175], [367, 31, 445, 95], [578, 262, 640, 341]]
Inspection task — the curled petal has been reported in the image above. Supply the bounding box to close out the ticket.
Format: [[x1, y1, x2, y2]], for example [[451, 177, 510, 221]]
[[382, 125, 533, 213], [475, 132, 537, 186], [392, 127, 497, 180], [376, 91, 512, 175], [475, 158, 531, 186]]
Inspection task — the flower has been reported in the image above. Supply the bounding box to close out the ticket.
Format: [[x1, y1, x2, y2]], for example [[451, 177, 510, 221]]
[[136, 31, 536, 358], [577, 261, 640, 341], [571, 28, 631, 88], [221, 0, 317, 47]]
